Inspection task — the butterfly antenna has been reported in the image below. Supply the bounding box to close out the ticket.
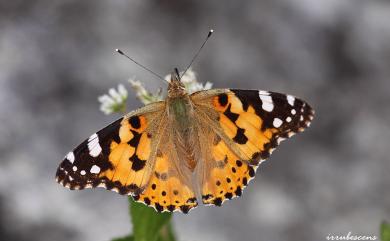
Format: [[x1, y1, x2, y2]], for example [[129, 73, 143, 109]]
[[174, 68, 180, 79], [115, 49, 167, 84], [180, 29, 214, 79]]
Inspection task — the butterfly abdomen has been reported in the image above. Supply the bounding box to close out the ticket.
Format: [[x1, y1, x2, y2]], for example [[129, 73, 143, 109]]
[[166, 96, 199, 170]]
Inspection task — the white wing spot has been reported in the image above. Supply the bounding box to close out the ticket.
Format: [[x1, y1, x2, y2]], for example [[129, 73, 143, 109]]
[[90, 165, 101, 174], [300, 115, 304, 121], [72, 166, 77, 171], [66, 152, 75, 163], [273, 118, 283, 128], [69, 176, 74, 181], [259, 94, 274, 112], [88, 133, 102, 157], [291, 109, 296, 115], [277, 137, 286, 144], [287, 95, 295, 106], [286, 116, 292, 122], [300, 104, 306, 113], [80, 170, 86, 176], [262, 101, 274, 112], [259, 90, 270, 96]]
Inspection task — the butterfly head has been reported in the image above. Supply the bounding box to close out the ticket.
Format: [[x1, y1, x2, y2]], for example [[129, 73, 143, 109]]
[[168, 68, 187, 98]]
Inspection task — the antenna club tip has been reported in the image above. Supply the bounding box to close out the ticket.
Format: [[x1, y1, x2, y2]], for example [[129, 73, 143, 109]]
[[208, 29, 214, 37], [116, 48, 124, 55]]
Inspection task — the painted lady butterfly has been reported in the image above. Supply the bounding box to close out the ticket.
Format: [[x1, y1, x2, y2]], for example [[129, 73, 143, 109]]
[[55, 69, 314, 214]]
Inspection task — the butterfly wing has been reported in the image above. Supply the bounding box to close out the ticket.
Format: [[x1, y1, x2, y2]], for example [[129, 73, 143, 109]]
[[134, 130, 198, 213], [55, 102, 166, 195], [56, 101, 198, 213], [191, 89, 314, 206]]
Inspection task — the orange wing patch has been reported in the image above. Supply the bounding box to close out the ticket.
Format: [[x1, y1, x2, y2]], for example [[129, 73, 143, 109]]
[[56, 112, 160, 196], [134, 151, 198, 213], [96, 115, 154, 193], [213, 92, 278, 166], [202, 138, 256, 206]]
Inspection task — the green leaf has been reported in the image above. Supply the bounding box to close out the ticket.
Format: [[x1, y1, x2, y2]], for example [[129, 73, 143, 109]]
[[381, 221, 390, 241], [129, 197, 175, 241], [112, 235, 134, 241]]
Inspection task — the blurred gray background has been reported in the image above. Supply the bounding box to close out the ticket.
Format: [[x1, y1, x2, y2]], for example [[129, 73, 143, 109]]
[[0, 0, 389, 241]]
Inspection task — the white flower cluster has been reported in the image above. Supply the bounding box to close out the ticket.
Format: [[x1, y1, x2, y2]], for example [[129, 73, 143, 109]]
[[98, 84, 128, 115], [99, 68, 213, 114]]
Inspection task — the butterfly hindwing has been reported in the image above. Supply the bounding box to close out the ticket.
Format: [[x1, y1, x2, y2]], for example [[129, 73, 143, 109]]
[[56, 102, 165, 195], [134, 137, 198, 213], [198, 129, 257, 206], [191, 89, 314, 206]]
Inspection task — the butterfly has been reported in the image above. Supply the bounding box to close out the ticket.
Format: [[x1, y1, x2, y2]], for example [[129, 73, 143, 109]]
[[55, 70, 314, 213]]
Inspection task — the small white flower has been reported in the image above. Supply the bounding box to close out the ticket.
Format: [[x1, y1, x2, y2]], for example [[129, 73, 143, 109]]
[[128, 78, 164, 105], [179, 68, 197, 84], [204, 82, 213, 90], [118, 84, 127, 96], [98, 84, 128, 115], [128, 79, 148, 97]]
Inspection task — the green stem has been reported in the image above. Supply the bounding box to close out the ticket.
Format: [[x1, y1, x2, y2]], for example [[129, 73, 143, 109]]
[[128, 197, 176, 241]]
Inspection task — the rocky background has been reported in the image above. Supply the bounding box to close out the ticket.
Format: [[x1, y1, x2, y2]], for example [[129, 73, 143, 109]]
[[0, 1, 389, 241]]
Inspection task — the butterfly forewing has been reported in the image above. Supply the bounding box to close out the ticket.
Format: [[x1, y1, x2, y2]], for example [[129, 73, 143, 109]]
[[56, 102, 166, 195]]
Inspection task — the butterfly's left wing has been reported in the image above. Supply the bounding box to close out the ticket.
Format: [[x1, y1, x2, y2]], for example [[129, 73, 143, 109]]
[[191, 89, 314, 206]]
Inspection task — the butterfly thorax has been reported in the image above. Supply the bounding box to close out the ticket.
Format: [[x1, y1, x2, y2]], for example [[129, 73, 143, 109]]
[[166, 73, 192, 130], [167, 96, 191, 128]]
